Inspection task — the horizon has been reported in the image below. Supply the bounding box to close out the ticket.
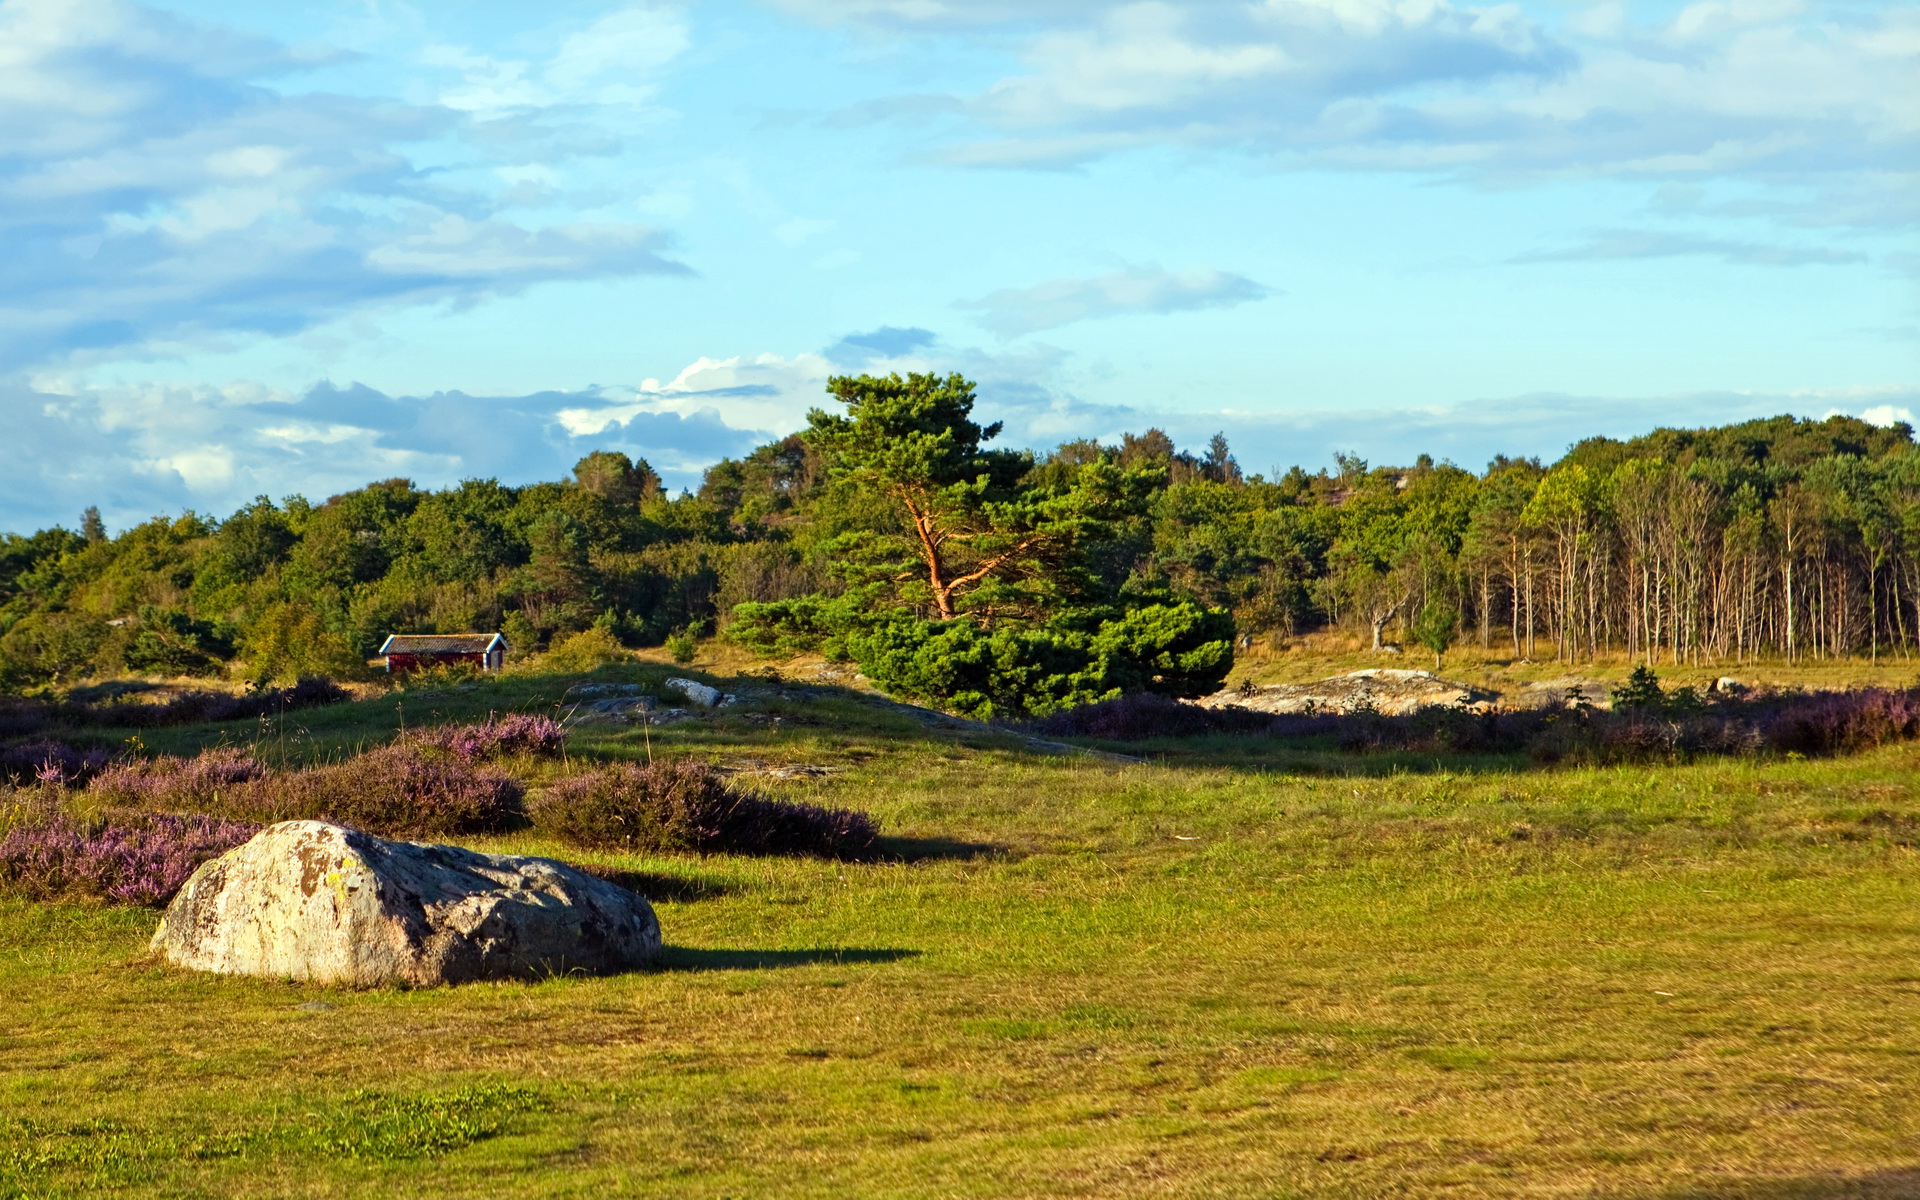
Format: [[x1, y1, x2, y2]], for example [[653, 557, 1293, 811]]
[[13, 402, 1914, 540]]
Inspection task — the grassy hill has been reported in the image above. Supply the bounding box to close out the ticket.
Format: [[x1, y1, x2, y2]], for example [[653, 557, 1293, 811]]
[[3, 659, 1919, 1197]]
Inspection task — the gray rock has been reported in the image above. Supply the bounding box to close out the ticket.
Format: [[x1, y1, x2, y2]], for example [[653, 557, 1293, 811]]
[[151, 821, 660, 987], [566, 683, 647, 698], [1201, 669, 1493, 717], [665, 677, 723, 707]]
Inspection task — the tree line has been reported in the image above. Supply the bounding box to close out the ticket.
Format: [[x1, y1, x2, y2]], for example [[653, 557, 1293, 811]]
[[1, 373, 1914, 710]]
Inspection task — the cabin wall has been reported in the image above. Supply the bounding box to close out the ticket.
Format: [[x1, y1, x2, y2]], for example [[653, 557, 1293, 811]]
[[385, 651, 487, 674]]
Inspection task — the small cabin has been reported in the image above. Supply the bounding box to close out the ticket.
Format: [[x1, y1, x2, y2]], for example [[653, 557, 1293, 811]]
[[379, 633, 507, 674]]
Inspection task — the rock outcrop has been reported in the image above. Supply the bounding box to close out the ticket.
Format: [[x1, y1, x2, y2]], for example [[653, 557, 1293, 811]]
[[665, 677, 726, 707], [1199, 669, 1494, 716], [151, 821, 659, 986]]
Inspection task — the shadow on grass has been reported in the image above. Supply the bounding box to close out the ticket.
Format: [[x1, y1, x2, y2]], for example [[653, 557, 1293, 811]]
[[873, 835, 1002, 863], [571, 866, 734, 902], [1630, 1167, 1920, 1199], [654, 946, 919, 972]]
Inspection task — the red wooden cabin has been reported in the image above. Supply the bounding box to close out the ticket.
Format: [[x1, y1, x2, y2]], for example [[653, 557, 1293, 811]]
[[379, 633, 507, 674]]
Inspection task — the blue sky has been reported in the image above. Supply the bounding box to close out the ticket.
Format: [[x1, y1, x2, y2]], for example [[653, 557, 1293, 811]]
[[2, 0, 1914, 531]]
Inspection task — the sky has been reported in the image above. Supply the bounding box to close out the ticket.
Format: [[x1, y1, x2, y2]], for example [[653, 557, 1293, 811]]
[[1, 0, 1915, 532]]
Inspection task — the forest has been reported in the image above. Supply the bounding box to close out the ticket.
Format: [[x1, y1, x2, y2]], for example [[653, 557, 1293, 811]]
[[2, 372, 1917, 716]]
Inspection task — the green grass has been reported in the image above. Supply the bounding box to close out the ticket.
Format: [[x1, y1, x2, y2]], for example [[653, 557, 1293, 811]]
[[5, 668, 1920, 1197]]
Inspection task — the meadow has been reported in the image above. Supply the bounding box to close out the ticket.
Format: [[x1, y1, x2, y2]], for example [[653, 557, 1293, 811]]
[[2, 656, 1918, 1198]]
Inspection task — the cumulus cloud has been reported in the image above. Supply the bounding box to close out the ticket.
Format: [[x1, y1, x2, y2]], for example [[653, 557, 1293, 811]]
[[959, 266, 1269, 336], [0, 0, 692, 371], [0, 374, 770, 533]]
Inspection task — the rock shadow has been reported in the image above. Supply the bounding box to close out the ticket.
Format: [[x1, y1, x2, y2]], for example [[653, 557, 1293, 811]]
[[653, 946, 919, 972], [572, 866, 734, 903]]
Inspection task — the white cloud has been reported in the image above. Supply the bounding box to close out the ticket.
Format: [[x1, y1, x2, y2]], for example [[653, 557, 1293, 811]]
[[0, 0, 693, 372], [815, 0, 1918, 240], [1828, 403, 1917, 429], [0, 371, 773, 531], [429, 3, 690, 116], [959, 266, 1270, 336]]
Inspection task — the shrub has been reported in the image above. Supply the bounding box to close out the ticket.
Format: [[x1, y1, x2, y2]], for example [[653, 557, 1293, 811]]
[[543, 628, 628, 673], [408, 714, 567, 761], [1761, 687, 1920, 756], [1029, 692, 1279, 741], [89, 747, 264, 807], [665, 630, 696, 666], [727, 597, 849, 658], [531, 761, 877, 859], [0, 740, 111, 786], [99, 743, 523, 838], [1611, 665, 1664, 711], [0, 812, 260, 906], [242, 743, 524, 837], [849, 603, 1236, 721]]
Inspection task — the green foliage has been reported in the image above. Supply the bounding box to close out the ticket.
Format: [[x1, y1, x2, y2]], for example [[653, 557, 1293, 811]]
[[240, 603, 366, 684], [665, 629, 696, 665], [541, 626, 628, 673], [123, 606, 234, 676], [727, 596, 854, 659], [849, 601, 1234, 719], [1410, 599, 1459, 668], [6, 404, 1920, 698], [1612, 665, 1664, 711]]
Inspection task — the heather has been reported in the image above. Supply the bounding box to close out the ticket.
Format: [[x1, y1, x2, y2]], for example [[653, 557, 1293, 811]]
[[531, 760, 878, 859], [88, 747, 265, 808], [0, 739, 111, 786], [0, 811, 258, 907], [86, 740, 521, 838], [214, 743, 524, 838], [1033, 680, 1920, 765], [406, 713, 567, 761]]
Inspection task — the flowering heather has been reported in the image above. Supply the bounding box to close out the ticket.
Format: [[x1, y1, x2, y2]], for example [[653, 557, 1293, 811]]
[[88, 747, 265, 807], [248, 742, 524, 837], [409, 714, 567, 761], [533, 761, 878, 860], [1760, 687, 1920, 755], [0, 812, 259, 907], [0, 740, 111, 786]]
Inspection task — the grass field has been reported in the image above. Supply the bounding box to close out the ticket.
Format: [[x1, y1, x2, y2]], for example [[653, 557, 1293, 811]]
[[4, 662, 1919, 1198]]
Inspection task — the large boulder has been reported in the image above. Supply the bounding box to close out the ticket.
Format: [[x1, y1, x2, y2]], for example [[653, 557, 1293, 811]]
[[150, 821, 659, 986]]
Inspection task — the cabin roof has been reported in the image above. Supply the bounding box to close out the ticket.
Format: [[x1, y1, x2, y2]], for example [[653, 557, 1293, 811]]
[[378, 633, 506, 655]]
